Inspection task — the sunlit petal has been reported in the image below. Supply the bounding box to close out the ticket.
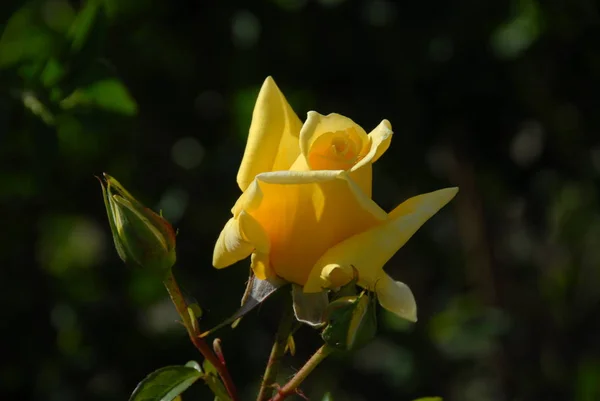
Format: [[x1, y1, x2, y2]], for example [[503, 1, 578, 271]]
[[352, 119, 393, 171], [237, 77, 303, 191], [299, 112, 370, 171], [375, 274, 417, 322], [232, 170, 386, 285], [213, 210, 270, 269], [304, 187, 458, 291], [250, 251, 275, 280]]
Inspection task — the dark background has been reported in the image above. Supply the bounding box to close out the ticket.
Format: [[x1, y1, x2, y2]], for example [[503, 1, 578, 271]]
[[2, 0, 600, 400]]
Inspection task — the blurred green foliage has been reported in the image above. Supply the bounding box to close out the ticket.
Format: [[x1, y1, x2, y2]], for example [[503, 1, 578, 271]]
[[2, 0, 600, 400]]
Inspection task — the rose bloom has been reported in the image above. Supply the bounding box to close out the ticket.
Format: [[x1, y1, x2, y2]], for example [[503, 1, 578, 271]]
[[213, 77, 457, 322]]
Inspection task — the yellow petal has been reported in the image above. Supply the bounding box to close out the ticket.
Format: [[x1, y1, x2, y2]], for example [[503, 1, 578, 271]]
[[234, 170, 387, 285], [347, 162, 372, 198], [376, 274, 417, 322], [351, 119, 393, 171], [304, 187, 458, 292], [299, 112, 370, 171], [319, 264, 355, 289], [250, 251, 275, 280], [236, 76, 303, 191], [347, 119, 392, 196], [304, 264, 417, 322], [212, 210, 270, 269], [297, 113, 389, 197]]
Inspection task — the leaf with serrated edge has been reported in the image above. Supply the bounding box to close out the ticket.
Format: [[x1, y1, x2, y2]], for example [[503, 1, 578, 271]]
[[129, 366, 202, 401]]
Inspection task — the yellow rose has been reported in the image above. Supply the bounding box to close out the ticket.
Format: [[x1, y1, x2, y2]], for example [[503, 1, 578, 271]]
[[213, 77, 457, 322]]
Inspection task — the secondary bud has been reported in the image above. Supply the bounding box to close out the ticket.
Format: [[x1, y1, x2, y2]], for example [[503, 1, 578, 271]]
[[321, 291, 377, 351], [99, 173, 176, 274]]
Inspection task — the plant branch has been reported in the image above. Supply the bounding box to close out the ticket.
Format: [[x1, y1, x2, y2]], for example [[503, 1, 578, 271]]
[[257, 293, 297, 401], [269, 345, 334, 401], [163, 270, 239, 401]]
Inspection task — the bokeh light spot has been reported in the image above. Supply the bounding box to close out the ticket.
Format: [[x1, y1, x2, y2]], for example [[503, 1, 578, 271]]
[[157, 187, 189, 223], [232, 10, 260, 48], [171, 137, 205, 170], [510, 120, 544, 168]]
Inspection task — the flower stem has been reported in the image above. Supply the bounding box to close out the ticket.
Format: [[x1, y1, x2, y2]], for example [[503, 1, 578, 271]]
[[269, 345, 334, 401], [163, 270, 239, 401], [256, 292, 297, 401]]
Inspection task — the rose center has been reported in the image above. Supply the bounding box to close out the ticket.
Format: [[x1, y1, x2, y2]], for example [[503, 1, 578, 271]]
[[332, 136, 351, 155], [308, 128, 366, 171]]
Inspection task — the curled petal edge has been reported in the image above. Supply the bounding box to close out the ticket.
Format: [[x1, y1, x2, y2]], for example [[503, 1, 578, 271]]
[[352, 119, 393, 171], [232, 170, 388, 221], [304, 187, 459, 293], [375, 274, 417, 322], [212, 211, 270, 269]]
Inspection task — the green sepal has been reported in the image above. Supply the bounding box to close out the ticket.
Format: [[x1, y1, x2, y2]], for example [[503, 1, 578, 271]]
[[99, 173, 176, 274], [321, 290, 377, 351]]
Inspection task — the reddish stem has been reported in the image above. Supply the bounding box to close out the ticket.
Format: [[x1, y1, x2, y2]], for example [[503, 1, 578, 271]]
[[164, 271, 239, 401], [269, 345, 333, 401]]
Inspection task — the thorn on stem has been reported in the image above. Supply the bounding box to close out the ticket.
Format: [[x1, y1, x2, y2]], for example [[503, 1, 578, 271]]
[[213, 338, 226, 366], [295, 388, 309, 400]]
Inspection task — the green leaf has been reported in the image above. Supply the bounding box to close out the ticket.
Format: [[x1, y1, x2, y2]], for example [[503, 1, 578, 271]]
[[129, 365, 202, 401], [0, 3, 61, 69], [184, 360, 202, 371], [412, 397, 443, 401], [201, 360, 232, 401], [40, 58, 66, 88], [68, 0, 102, 52], [321, 392, 333, 401], [60, 79, 138, 115], [322, 291, 377, 351], [491, 0, 543, 59], [43, 0, 77, 34]]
